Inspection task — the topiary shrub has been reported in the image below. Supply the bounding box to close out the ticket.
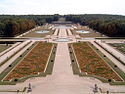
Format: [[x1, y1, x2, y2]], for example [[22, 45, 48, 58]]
[[14, 79, 18, 82], [114, 65, 117, 68], [70, 52, 72, 54], [104, 55, 106, 57], [9, 65, 12, 67], [108, 79, 112, 82]]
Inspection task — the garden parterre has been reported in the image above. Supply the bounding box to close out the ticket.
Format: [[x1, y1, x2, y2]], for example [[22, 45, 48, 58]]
[[4, 42, 53, 81], [72, 42, 122, 81]]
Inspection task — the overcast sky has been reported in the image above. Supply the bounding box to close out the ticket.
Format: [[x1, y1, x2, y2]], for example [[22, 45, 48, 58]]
[[0, 0, 125, 15]]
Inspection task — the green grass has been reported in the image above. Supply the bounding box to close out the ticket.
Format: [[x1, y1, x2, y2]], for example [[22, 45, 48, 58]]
[[45, 44, 57, 74], [0, 45, 11, 53], [0, 42, 37, 84], [68, 44, 80, 75], [0, 42, 31, 67], [22, 29, 54, 38], [88, 42, 125, 85], [109, 43, 125, 54], [16, 43, 57, 82], [0, 43, 57, 85], [75, 29, 102, 37], [68, 42, 125, 85], [95, 41, 125, 66]]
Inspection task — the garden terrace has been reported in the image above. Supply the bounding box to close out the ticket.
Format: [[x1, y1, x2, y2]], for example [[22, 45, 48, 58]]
[[0, 45, 11, 53], [4, 42, 53, 81], [0, 41, 17, 53], [72, 42, 122, 81], [21, 27, 54, 38], [74, 26, 102, 37], [109, 43, 125, 54]]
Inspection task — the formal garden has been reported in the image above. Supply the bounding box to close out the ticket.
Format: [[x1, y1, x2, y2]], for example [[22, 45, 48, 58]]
[[73, 26, 102, 37], [109, 43, 125, 54], [4, 42, 53, 81], [0, 41, 17, 53], [21, 26, 54, 38], [72, 42, 122, 81], [0, 45, 11, 53]]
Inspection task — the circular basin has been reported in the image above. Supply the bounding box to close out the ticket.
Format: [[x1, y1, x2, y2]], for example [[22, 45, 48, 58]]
[[76, 30, 90, 34], [29, 38, 44, 40], [54, 38, 71, 42], [35, 30, 49, 34]]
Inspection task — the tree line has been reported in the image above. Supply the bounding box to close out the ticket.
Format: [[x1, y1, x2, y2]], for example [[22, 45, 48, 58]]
[[0, 14, 60, 37], [65, 14, 125, 37], [1, 14, 125, 37]]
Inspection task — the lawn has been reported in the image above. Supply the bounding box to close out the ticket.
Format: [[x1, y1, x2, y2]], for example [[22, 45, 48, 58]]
[[0, 45, 11, 53], [21, 30, 51, 38], [74, 26, 102, 37], [72, 42, 122, 81], [109, 43, 125, 54], [21, 26, 54, 38], [4, 42, 53, 81]]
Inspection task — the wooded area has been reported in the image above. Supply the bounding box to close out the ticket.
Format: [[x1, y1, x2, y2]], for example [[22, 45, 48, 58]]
[[0, 14, 125, 37], [65, 14, 125, 37], [0, 15, 60, 37]]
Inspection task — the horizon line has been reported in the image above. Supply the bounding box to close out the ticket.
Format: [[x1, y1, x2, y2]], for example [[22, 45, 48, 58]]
[[0, 13, 125, 16]]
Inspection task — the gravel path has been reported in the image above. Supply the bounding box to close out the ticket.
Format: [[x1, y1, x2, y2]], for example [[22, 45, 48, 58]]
[[0, 25, 125, 94], [0, 41, 35, 75], [0, 40, 30, 65]]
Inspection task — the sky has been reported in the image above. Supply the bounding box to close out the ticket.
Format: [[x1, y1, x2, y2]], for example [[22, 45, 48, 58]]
[[0, 0, 125, 15]]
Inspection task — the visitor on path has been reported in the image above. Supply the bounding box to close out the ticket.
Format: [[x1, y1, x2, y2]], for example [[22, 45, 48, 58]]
[[107, 91, 109, 94], [16, 90, 19, 94], [93, 84, 98, 93], [27, 83, 32, 93]]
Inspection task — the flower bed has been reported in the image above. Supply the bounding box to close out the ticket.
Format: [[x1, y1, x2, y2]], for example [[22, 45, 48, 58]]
[[4, 42, 53, 81], [72, 42, 122, 81]]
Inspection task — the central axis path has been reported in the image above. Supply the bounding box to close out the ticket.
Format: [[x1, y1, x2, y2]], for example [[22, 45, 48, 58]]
[[1, 26, 125, 94], [30, 43, 94, 94], [29, 28, 94, 94], [29, 27, 125, 94]]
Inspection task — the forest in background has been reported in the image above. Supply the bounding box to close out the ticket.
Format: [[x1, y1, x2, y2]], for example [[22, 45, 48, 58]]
[[0, 15, 60, 37], [0, 14, 125, 37], [65, 14, 125, 37]]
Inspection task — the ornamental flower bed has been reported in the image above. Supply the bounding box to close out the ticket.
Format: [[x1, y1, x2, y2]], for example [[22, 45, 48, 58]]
[[72, 42, 122, 81], [4, 42, 53, 81]]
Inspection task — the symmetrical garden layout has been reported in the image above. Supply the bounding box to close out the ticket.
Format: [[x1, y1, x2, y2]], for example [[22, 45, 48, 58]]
[[0, 24, 125, 94], [4, 42, 53, 81], [72, 42, 122, 81]]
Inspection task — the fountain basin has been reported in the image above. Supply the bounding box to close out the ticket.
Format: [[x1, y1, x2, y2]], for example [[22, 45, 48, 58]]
[[54, 38, 71, 42], [35, 30, 49, 34], [76, 30, 90, 34]]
